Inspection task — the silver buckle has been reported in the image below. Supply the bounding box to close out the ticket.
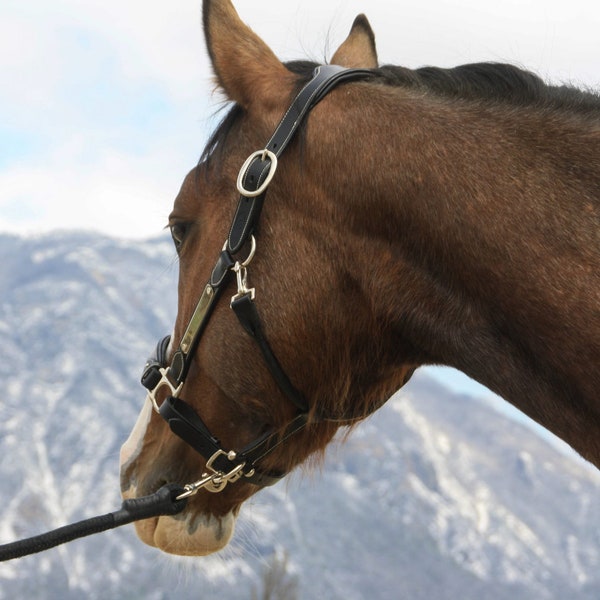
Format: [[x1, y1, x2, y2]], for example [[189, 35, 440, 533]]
[[236, 149, 278, 197]]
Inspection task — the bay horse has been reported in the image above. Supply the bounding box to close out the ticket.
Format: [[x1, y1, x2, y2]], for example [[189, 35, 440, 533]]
[[120, 0, 600, 557]]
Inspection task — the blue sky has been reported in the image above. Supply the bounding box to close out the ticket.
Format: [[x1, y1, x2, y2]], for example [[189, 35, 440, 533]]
[[1, 0, 598, 427], [2, 0, 598, 238]]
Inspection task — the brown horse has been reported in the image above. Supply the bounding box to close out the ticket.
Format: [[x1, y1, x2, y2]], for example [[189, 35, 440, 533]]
[[120, 0, 600, 557]]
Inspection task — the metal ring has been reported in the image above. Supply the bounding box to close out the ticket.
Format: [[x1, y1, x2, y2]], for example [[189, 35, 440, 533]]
[[239, 235, 256, 268], [222, 235, 256, 267], [236, 150, 278, 197]]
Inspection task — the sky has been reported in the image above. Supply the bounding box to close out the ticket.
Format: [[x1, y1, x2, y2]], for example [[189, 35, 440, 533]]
[[2, 0, 599, 239], [1, 0, 598, 426]]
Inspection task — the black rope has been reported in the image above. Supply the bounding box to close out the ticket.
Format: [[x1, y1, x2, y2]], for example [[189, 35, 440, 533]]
[[0, 484, 187, 562]]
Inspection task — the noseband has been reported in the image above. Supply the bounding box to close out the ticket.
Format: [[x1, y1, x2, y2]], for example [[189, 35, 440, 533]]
[[141, 65, 372, 497]]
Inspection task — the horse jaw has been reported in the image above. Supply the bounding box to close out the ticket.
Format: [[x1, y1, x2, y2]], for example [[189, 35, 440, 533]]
[[119, 398, 236, 556]]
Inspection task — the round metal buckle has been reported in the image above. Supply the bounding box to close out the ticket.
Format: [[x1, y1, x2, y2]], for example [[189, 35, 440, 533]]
[[236, 149, 278, 197], [146, 367, 183, 413]]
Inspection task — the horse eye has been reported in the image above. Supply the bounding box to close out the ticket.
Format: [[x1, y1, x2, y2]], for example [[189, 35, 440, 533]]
[[170, 222, 189, 251]]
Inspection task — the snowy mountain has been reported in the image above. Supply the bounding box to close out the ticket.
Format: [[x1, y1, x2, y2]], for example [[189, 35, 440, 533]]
[[0, 232, 598, 599]]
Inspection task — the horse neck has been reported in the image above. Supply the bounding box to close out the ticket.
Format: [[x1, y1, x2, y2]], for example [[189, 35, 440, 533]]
[[319, 86, 600, 464]]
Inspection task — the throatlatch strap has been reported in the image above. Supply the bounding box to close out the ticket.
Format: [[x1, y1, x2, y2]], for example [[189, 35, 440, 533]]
[[231, 293, 308, 413]]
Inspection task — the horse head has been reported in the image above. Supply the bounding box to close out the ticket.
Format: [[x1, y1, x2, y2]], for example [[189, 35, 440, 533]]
[[119, 0, 600, 558], [119, 0, 416, 556]]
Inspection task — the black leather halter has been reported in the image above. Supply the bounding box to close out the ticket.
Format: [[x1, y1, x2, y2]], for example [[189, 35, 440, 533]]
[[141, 65, 372, 493]]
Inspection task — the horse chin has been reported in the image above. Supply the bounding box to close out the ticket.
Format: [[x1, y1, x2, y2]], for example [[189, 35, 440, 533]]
[[124, 487, 236, 556], [142, 513, 235, 556]]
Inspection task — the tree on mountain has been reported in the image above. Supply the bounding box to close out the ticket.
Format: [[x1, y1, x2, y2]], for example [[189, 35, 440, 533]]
[[251, 548, 299, 600]]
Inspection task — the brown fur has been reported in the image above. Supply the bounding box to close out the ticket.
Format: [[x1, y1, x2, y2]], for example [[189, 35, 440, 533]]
[[121, 0, 600, 555]]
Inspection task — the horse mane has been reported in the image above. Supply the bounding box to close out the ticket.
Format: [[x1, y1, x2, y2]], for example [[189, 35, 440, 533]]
[[201, 59, 600, 168], [376, 62, 600, 115]]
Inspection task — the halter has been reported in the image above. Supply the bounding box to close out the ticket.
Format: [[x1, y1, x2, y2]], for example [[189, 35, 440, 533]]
[[141, 65, 372, 498]]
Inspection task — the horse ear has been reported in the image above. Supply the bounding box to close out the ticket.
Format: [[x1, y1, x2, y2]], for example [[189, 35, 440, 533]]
[[330, 15, 378, 69], [203, 0, 294, 111]]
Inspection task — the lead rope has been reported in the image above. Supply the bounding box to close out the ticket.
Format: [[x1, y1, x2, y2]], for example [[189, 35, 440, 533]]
[[0, 484, 187, 562]]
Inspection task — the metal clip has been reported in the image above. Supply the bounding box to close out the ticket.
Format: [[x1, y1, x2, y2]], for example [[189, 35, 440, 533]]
[[231, 262, 255, 304], [203, 450, 246, 493], [175, 473, 219, 500], [230, 235, 257, 305], [175, 450, 247, 499]]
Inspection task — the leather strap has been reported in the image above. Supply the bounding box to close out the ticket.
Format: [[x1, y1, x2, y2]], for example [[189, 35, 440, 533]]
[[141, 335, 172, 391], [227, 65, 373, 255], [231, 293, 308, 413], [160, 396, 307, 487], [265, 65, 372, 156]]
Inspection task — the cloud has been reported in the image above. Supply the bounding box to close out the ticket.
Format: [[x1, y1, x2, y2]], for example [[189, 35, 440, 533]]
[[0, 0, 219, 238], [1, 0, 599, 238], [0, 148, 159, 238]]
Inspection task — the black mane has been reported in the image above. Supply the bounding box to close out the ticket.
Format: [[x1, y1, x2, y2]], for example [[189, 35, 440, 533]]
[[285, 59, 600, 114], [376, 62, 600, 114], [201, 60, 600, 166]]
